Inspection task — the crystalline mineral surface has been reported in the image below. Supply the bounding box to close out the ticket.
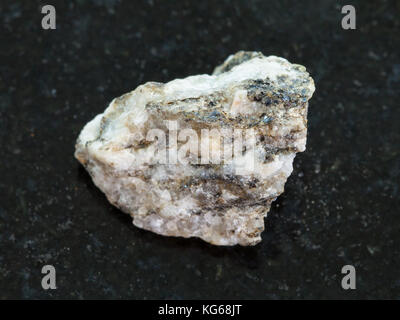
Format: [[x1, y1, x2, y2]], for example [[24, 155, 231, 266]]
[[75, 51, 315, 246]]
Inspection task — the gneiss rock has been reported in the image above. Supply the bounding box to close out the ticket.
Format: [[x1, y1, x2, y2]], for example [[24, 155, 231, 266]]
[[75, 51, 315, 246]]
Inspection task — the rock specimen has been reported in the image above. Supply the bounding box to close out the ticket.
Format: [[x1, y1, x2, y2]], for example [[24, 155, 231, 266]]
[[75, 51, 315, 246]]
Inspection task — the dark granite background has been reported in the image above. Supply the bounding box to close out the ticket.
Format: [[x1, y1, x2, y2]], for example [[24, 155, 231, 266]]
[[1, 0, 399, 299]]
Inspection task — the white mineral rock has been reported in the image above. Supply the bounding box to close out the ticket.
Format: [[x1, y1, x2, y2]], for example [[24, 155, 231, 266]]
[[75, 51, 315, 246]]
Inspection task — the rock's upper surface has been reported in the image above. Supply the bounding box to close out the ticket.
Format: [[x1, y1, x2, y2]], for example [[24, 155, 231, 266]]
[[75, 51, 315, 246]]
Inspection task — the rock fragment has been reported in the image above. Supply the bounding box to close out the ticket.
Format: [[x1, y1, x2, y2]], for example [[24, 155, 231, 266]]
[[75, 51, 315, 245]]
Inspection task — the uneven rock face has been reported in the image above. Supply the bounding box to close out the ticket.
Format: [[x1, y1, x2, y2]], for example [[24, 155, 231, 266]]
[[75, 51, 315, 246]]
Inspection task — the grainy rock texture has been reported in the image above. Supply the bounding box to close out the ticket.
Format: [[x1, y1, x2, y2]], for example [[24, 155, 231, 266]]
[[75, 51, 315, 245]]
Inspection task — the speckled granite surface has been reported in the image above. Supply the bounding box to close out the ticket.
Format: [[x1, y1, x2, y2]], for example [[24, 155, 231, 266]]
[[0, 0, 399, 299]]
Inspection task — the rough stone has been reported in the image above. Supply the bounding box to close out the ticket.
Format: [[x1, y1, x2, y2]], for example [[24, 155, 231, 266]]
[[75, 51, 315, 246]]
